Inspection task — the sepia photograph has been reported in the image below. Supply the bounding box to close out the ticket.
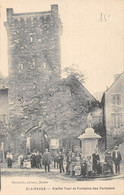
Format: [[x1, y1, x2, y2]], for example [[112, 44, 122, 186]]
[[0, 0, 124, 194]]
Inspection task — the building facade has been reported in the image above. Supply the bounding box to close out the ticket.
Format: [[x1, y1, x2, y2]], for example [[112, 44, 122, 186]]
[[102, 72, 124, 156]]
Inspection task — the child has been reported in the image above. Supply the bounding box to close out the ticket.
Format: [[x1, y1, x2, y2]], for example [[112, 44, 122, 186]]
[[71, 153, 77, 176], [74, 157, 81, 176], [87, 156, 92, 176], [18, 154, 24, 168], [81, 160, 87, 177]]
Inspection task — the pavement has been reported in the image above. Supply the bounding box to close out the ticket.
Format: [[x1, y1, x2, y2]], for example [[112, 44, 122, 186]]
[[1, 161, 124, 181], [1, 161, 124, 195]]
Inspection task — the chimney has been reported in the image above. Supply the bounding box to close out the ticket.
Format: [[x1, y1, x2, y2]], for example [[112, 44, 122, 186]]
[[6, 8, 13, 20], [114, 74, 120, 81], [51, 4, 58, 14]]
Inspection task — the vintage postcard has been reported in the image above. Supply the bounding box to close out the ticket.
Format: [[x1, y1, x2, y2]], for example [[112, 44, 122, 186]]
[[0, 0, 124, 194]]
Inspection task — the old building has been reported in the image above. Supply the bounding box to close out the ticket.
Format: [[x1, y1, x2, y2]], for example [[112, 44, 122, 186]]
[[102, 72, 124, 157], [4, 5, 101, 156], [4, 5, 62, 154]]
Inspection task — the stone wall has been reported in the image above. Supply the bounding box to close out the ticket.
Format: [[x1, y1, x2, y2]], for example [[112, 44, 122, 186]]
[[4, 5, 101, 155], [0, 89, 8, 119], [4, 5, 61, 154], [5, 5, 61, 132]]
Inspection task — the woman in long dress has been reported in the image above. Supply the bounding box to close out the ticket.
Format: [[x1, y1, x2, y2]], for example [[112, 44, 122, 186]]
[[6, 152, 13, 168]]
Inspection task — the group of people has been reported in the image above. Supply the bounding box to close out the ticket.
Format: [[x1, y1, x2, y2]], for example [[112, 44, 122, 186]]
[[17, 149, 52, 171], [18, 151, 42, 169], [88, 146, 122, 176], [59, 146, 122, 177], [6, 146, 122, 177], [84, 146, 122, 176], [42, 149, 65, 173], [105, 146, 122, 175], [65, 150, 97, 177], [54, 150, 96, 177]]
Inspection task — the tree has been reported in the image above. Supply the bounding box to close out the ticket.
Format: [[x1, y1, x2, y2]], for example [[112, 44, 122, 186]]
[[8, 67, 100, 153], [62, 66, 86, 84]]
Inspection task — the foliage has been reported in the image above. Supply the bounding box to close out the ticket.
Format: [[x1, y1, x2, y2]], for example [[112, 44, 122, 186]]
[[62, 67, 86, 84], [0, 120, 8, 137], [109, 126, 124, 142], [22, 76, 99, 138], [8, 70, 101, 152]]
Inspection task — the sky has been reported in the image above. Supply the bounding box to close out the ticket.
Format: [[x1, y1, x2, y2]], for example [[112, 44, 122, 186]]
[[0, 0, 124, 94]]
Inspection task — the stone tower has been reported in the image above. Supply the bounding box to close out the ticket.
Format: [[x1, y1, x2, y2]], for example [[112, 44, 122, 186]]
[[4, 5, 62, 153]]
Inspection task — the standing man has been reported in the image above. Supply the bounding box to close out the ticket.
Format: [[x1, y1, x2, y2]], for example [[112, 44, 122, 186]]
[[53, 151, 59, 169], [112, 146, 122, 174], [6, 152, 13, 168], [71, 153, 77, 176], [30, 151, 36, 168], [58, 151, 65, 173], [42, 149, 51, 172], [92, 150, 100, 173], [105, 149, 114, 174], [36, 151, 41, 169], [66, 150, 72, 175]]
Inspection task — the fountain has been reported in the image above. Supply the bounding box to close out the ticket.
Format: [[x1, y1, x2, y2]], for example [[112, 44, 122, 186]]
[[77, 114, 117, 179], [78, 113, 101, 158]]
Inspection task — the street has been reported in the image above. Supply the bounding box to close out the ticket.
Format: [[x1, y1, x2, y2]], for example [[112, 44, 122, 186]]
[[1, 168, 124, 195], [1, 161, 124, 195], [1, 166, 124, 182], [0, 159, 124, 195]]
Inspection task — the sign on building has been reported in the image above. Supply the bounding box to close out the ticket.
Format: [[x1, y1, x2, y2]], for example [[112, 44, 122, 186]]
[[50, 139, 59, 149]]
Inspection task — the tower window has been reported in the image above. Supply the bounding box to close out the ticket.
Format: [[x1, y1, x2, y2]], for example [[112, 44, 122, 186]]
[[30, 33, 33, 42], [19, 63, 24, 70], [32, 61, 35, 67], [33, 83, 36, 89], [38, 38, 41, 42], [30, 58, 35, 69], [13, 39, 19, 43], [30, 36, 33, 42], [43, 62, 46, 69]]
